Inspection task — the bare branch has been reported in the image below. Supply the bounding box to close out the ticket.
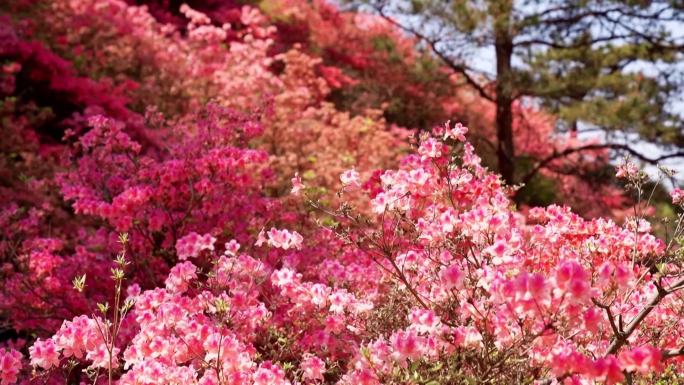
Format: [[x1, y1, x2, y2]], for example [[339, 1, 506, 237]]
[[663, 347, 684, 359], [371, 6, 495, 102], [514, 34, 632, 49], [592, 298, 623, 338], [520, 143, 684, 186], [606, 278, 684, 355]]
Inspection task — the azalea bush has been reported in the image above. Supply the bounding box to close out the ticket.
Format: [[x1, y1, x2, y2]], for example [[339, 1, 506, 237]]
[[0, 0, 404, 331], [2, 0, 684, 384], [3, 120, 684, 384]]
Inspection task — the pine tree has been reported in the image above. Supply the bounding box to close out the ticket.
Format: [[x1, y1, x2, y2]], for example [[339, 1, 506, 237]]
[[357, 0, 684, 184]]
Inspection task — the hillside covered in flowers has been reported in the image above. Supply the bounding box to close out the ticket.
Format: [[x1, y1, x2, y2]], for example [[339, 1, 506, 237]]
[[1, 0, 684, 384]]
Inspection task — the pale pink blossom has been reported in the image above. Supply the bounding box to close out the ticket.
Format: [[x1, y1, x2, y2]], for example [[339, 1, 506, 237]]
[[340, 168, 361, 187], [301, 354, 326, 381], [224, 239, 241, 256], [671, 188, 684, 205], [291, 173, 304, 195], [390, 330, 423, 361], [29, 339, 60, 369], [439, 265, 463, 289], [255, 228, 267, 247], [86, 343, 120, 370], [265, 228, 303, 250], [165, 261, 197, 293], [175, 232, 216, 260], [618, 346, 662, 374], [616, 161, 639, 179], [442, 121, 468, 142], [418, 138, 444, 160], [408, 309, 441, 334]]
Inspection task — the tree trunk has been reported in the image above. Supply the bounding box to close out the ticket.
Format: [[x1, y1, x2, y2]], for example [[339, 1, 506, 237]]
[[493, 0, 515, 184]]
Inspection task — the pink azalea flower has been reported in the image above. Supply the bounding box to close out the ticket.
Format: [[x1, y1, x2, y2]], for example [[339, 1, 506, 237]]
[[443, 121, 468, 142], [616, 161, 639, 179], [224, 239, 241, 256], [291, 172, 304, 195], [618, 345, 662, 374], [29, 339, 60, 369], [0, 348, 22, 385], [301, 354, 326, 381], [340, 168, 361, 187], [671, 187, 684, 205]]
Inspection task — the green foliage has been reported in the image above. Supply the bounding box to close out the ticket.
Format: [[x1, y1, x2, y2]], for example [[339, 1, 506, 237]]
[[516, 173, 559, 208], [528, 42, 682, 145], [352, 0, 684, 178]]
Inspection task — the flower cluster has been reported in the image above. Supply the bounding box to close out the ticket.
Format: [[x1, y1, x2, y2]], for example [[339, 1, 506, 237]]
[[325, 125, 682, 384], [176, 233, 218, 260], [257, 228, 304, 250], [0, 348, 22, 385], [9, 124, 681, 385], [2, 0, 684, 383]]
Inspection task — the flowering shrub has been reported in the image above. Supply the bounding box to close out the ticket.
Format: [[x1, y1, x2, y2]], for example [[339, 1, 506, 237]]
[[16, 0, 408, 196], [4, 0, 631, 215], [260, 47, 410, 201], [0, 0, 404, 333], [2, 122, 681, 385], [2, 0, 684, 384]]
